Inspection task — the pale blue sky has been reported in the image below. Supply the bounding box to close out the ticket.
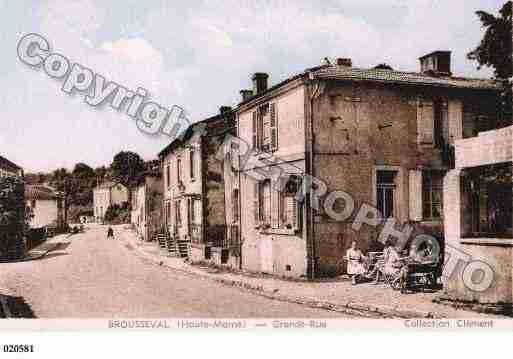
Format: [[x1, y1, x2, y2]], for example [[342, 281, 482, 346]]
[[0, 0, 503, 172]]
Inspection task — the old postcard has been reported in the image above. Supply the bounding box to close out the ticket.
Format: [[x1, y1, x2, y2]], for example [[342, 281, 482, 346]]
[[1, 0, 512, 343]]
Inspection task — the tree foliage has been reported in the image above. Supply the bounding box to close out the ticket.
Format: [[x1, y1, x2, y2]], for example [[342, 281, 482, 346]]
[[467, 2, 512, 79], [0, 176, 30, 259], [468, 2, 512, 125], [111, 151, 146, 188]]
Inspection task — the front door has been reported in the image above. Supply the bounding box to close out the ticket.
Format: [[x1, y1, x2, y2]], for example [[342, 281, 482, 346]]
[[260, 237, 273, 273]]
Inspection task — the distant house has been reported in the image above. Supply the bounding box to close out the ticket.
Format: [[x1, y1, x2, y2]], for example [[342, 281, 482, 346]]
[[131, 172, 163, 241], [93, 181, 129, 223], [0, 155, 24, 178], [25, 184, 66, 231]]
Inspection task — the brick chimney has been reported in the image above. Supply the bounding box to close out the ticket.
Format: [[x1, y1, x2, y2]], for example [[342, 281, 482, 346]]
[[240, 89, 253, 102], [337, 58, 352, 67], [252, 72, 269, 95], [419, 51, 451, 76]]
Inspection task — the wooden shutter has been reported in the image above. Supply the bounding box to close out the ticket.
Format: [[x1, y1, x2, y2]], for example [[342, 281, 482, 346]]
[[187, 198, 192, 235], [448, 99, 463, 143], [270, 103, 278, 151], [409, 170, 422, 221], [189, 150, 194, 179], [257, 108, 264, 150], [253, 181, 260, 223], [176, 158, 181, 183], [292, 199, 298, 229], [252, 111, 258, 150], [417, 98, 434, 145]]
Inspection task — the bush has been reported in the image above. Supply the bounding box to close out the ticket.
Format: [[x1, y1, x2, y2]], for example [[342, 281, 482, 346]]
[[104, 202, 130, 224], [0, 177, 30, 259]]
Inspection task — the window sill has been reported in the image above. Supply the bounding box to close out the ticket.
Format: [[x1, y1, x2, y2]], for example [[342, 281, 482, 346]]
[[460, 238, 513, 246], [260, 228, 298, 235]]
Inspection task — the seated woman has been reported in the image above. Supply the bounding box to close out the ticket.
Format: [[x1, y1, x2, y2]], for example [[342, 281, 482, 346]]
[[373, 241, 403, 284], [346, 241, 367, 285]]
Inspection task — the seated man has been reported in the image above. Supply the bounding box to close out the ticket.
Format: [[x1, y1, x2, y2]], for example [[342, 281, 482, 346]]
[[346, 240, 367, 285]]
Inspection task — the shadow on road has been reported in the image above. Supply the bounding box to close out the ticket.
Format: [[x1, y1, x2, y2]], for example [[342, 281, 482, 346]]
[[1, 294, 36, 318], [38, 252, 70, 260]]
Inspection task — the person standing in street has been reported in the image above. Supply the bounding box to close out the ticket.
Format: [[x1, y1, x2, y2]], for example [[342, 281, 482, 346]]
[[107, 227, 114, 240]]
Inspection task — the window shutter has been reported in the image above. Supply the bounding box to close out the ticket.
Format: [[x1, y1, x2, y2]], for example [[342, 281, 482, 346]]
[[292, 199, 298, 229], [252, 111, 258, 150], [257, 109, 264, 150], [409, 170, 423, 221], [417, 98, 434, 144], [176, 158, 180, 183], [448, 99, 463, 143], [270, 103, 278, 151], [189, 150, 194, 179], [253, 182, 260, 223], [187, 198, 192, 235]]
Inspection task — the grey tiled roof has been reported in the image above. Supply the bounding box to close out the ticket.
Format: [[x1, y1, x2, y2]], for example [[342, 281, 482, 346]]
[[312, 66, 502, 90]]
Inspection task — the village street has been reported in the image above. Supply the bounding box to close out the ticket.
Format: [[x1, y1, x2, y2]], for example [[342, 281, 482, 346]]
[[0, 226, 351, 318]]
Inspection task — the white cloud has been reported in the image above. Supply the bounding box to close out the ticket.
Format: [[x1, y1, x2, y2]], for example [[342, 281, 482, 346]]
[[101, 38, 164, 67]]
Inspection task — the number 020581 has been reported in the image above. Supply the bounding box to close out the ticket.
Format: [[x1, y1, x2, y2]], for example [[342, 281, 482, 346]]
[[3, 345, 34, 353]]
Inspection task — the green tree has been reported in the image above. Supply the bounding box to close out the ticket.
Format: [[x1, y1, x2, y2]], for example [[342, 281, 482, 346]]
[[72, 163, 95, 179], [110, 151, 145, 188], [468, 2, 512, 124], [0, 177, 29, 259]]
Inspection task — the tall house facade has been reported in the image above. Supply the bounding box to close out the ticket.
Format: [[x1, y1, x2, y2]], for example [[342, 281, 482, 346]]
[[159, 108, 236, 265], [131, 173, 163, 242], [234, 52, 503, 278]]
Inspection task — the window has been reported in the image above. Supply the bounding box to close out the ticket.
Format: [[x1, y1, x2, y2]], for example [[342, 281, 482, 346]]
[[165, 201, 171, 226], [189, 198, 195, 223], [251, 103, 278, 152], [232, 189, 239, 222], [189, 150, 196, 180], [175, 200, 182, 227], [433, 99, 447, 148], [177, 157, 182, 183], [376, 171, 396, 219], [253, 180, 271, 225], [31, 200, 36, 209], [422, 171, 444, 220], [166, 163, 170, 188], [279, 175, 302, 229], [253, 181, 260, 223], [463, 163, 512, 238], [261, 180, 271, 224]]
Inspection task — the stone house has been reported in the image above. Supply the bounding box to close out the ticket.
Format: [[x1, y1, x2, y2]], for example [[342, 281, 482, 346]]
[[0, 155, 24, 179], [93, 181, 129, 223], [443, 125, 512, 306], [158, 107, 236, 264], [131, 172, 163, 242], [232, 51, 503, 279], [25, 184, 66, 231]]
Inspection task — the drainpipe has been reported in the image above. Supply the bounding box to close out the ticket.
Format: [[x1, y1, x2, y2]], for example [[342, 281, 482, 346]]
[[305, 74, 321, 280], [237, 112, 243, 270]]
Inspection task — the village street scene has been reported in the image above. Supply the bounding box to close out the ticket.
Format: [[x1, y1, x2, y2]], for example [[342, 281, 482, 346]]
[[0, 1, 512, 321]]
